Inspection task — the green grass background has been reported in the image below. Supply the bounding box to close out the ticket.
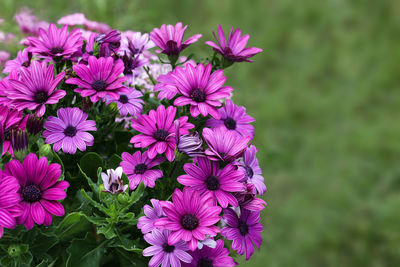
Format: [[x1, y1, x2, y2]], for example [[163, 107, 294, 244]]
[[1, 0, 400, 266]]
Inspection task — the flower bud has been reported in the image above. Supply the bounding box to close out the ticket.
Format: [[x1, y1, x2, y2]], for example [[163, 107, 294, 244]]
[[26, 115, 44, 135], [101, 167, 128, 194]]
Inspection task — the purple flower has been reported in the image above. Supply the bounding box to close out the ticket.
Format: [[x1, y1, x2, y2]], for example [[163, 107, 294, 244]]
[[120, 31, 154, 56], [7, 60, 66, 117], [137, 199, 164, 234], [178, 157, 244, 208], [234, 183, 266, 212], [154, 188, 222, 251], [130, 105, 194, 161], [0, 171, 22, 239], [183, 239, 237, 267], [120, 151, 165, 190], [26, 115, 44, 136], [57, 13, 87, 26], [174, 121, 204, 157], [101, 167, 128, 194], [105, 89, 143, 117], [150, 22, 202, 56], [0, 105, 28, 156], [221, 208, 263, 260], [203, 127, 250, 162], [66, 56, 128, 103], [206, 25, 263, 63], [27, 23, 83, 60], [96, 30, 121, 57], [43, 107, 97, 154], [143, 228, 193, 267], [14, 8, 49, 36], [206, 99, 255, 139], [237, 145, 266, 195], [4, 153, 69, 230], [3, 48, 32, 73]]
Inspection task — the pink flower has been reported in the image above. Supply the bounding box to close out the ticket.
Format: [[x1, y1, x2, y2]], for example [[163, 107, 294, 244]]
[[3, 49, 32, 74], [0, 171, 22, 238], [137, 199, 164, 234]]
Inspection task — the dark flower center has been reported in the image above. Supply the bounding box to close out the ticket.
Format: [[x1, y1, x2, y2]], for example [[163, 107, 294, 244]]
[[224, 117, 237, 130], [119, 94, 129, 104], [64, 126, 77, 137], [110, 183, 119, 192], [197, 258, 214, 267], [134, 163, 148, 174], [154, 129, 169, 141], [50, 46, 64, 54], [190, 89, 206, 102], [162, 243, 175, 253], [245, 165, 254, 178], [21, 184, 42, 202], [33, 91, 48, 104], [205, 175, 220, 191], [4, 129, 12, 141], [92, 80, 108, 91], [181, 214, 199, 230], [238, 220, 249, 236], [21, 61, 30, 67]]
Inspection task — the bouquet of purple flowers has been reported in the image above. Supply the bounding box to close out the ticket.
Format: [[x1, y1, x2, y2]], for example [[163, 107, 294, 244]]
[[0, 12, 265, 267]]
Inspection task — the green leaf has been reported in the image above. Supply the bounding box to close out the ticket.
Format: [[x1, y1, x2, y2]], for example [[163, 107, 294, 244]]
[[130, 182, 145, 204], [80, 152, 104, 180], [56, 212, 91, 241], [110, 234, 142, 253], [66, 234, 107, 267], [78, 165, 98, 193], [80, 189, 109, 214], [51, 151, 64, 174], [97, 224, 116, 239], [109, 154, 122, 169]]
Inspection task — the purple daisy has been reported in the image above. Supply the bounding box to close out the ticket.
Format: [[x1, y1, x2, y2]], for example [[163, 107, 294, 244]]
[[0, 171, 22, 238], [203, 127, 250, 162], [66, 56, 128, 103], [154, 187, 222, 251], [137, 199, 164, 234], [3, 48, 32, 73], [43, 107, 97, 154], [0, 105, 28, 156], [130, 105, 194, 162], [234, 183, 266, 212], [6, 60, 66, 117], [96, 30, 121, 57], [172, 63, 233, 119], [143, 228, 193, 267], [177, 157, 244, 208], [221, 208, 263, 260], [105, 88, 143, 117], [120, 151, 165, 190], [183, 239, 237, 267], [4, 153, 70, 230], [206, 99, 255, 139], [237, 145, 266, 196], [27, 23, 83, 60], [150, 22, 202, 56], [205, 25, 263, 63]]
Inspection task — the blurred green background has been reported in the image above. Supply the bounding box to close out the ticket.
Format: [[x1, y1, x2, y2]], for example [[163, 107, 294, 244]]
[[1, 0, 399, 266]]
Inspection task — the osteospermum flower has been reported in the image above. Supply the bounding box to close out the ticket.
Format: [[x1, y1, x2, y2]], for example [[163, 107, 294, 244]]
[[221, 208, 263, 260], [237, 145, 266, 195], [3, 48, 31, 73], [168, 63, 233, 119], [234, 183, 266, 212], [0, 105, 28, 155], [105, 88, 143, 117], [43, 107, 97, 154], [101, 167, 128, 194], [4, 153, 69, 230], [143, 229, 193, 267], [150, 22, 202, 56], [7, 60, 66, 117], [0, 171, 22, 238], [137, 199, 164, 234], [130, 105, 194, 161], [154, 188, 222, 251], [206, 99, 255, 139], [203, 127, 250, 162], [178, 157, 244, 208], [27, 23, 83, 60], [66, 56, 128, 103], [206, 25, 263, 63], [120, 151, 165, 189], [183, 239, 236, 267]]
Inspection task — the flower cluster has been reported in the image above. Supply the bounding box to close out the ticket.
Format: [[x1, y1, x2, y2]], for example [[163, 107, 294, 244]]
[[0, 11, 264, 267]]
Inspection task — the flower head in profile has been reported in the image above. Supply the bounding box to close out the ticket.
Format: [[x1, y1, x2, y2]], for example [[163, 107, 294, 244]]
[[27, 23, 83, 60], [66, 56, 128, 103], [221, 208, 263, 260], [7, 61, 66, 117], [130, 105, 194, 161], [0, 171, 22, 238], [155, 187, 222, 251], [57, 13, 87, 26], [3, 49, 32, 73], [0, 105, 28, 156], [178, 157, 244, 208], [120, 151, 165, 190], [150, 22, 202, 56], [96, 30, 121, 57], [206, 25, 263, 63], [101, 167, 128, 194], [14, 8, 49, 36], [206, 99, 255, 139], [4, 153, 69, 230], [183, 239, 237, 267], [137, 199, 164, 234], [234, 183, 266, 212], [105, 89, 143, 117], [43, 107, 97, 154], [143, 229, 193, 267]]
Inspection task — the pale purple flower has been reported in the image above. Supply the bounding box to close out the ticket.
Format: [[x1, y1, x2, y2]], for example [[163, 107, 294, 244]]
[[137, 199, 164, 234], [57, 13, 87, 26], [234, 183, 266, 212], [237, 145, 266, 195], [101, 167, 128, 194], [3, 49, 32, 74], [15, 8, 49, 36], [105, 89, 143, 117]]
